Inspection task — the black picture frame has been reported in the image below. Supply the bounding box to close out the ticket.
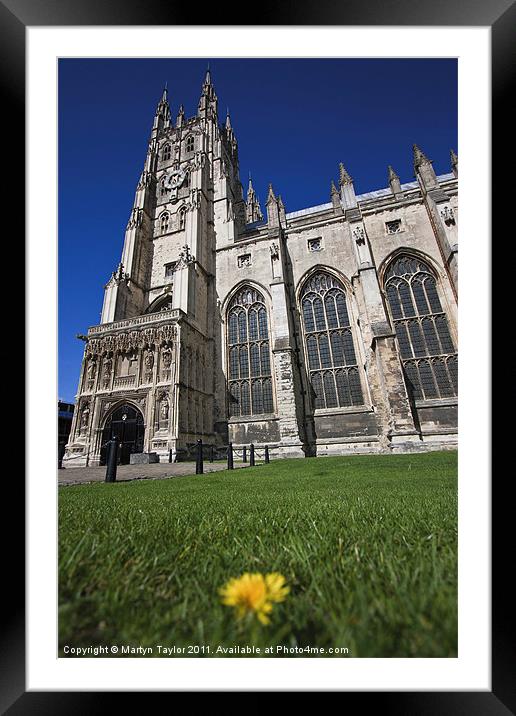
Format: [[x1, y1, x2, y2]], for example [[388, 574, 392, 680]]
[[4, 0, 510, 710]]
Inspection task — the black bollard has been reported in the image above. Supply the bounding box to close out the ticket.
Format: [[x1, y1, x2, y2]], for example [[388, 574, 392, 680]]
[[227, 442, 234, 470], [105, 437, 118, 483], [264, 445, 270, 464], [242, 445, 247, 463], [196, 439, 203, 475], [250, 443, 255, 467], [58, 442, 65, 469], [169, 448, 173, 463], [210, 445, 214, 463]]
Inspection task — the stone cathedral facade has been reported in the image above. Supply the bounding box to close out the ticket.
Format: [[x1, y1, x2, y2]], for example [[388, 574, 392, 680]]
[[63, 72, 458, 467]]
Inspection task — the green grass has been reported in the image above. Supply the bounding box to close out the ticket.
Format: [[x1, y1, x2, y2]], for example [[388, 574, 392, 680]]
[[59, 451, 457, 657]]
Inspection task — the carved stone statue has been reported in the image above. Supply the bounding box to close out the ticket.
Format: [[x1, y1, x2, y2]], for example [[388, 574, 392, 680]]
[[160, 399, 169, 420], [80, 403, 90, 431], [87, 361, 96, 381], [102, 357, 112, 387]]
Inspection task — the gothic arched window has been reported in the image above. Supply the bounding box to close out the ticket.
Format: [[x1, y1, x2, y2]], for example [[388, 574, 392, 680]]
[[384, 255, 457, 400], [300, 271, 364, 409], [179, 207, 186, 231], [160, 177, 169, 196], [186, 135, 194, 153], [160, 212, 170, 234], [162, 144, 171, 161], [227, 287, 274, 417]]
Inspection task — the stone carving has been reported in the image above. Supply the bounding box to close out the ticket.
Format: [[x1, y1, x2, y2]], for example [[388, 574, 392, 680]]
[[440, 206, 455, 226], [163, 167, 187, 190], [238, 254, 252, 268], [270, 242, 279, 258], [84, 325, 177, 361], [161, 348, 173, 381], [80, 402, 90, 432], [127, 208, 144, 229], [159, 326, 175, 346], [112, 263, 130, 285], [102, 356, 112, 388], [144, 350, 154, 382], [86, 360, 96, 388], [137, 170, 152, 189], [175, 245, 195, 270], [353, 226, 366, 245], [157, 391, 170, 428]]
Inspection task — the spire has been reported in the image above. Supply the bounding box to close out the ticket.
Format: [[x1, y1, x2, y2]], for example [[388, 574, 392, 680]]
[[330, 180, 341, 213], [388, 165, 399, 182], [225, 108, 232, 130], [176, 103, 185, 128], [152, 85, 170, 133], [388, 165, 402, 195], [338, 163, 356, 210], [277, 195, 286, 224], [198, 66, 217, 117], [413, 144, 439, 191], [245, 175, 263, 223], [266, 183, 280, 228], [413, 144, 430, 168], [450, 149, 458, 178], [156, 85, 169, 114], [339, 162, 353, 186]]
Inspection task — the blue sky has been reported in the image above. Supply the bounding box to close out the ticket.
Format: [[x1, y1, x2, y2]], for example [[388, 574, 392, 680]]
[[58, 58, 457, 402]]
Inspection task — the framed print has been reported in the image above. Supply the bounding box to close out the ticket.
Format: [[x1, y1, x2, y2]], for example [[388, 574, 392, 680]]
[[2, 0, 512, 709]]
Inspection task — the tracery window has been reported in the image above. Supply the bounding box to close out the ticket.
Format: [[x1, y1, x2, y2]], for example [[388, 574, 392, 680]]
[[160, 212, 170, 234], [227, 287, 274, 417], [160, 177, 169, 196], [186, 135, 194, 153], [146, 295, 172, 314], [300, 271, 364, 409], [162, 144, 171, 161], [384, 255, 457, 400]]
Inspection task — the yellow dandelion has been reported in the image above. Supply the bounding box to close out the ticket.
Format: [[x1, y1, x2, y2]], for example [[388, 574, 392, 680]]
[[264, 572, 290, 603], [219, 572, 290, 625]]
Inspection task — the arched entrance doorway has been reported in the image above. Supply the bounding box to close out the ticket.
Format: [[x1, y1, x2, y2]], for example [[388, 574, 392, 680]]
[[100, 403, 145, 465]]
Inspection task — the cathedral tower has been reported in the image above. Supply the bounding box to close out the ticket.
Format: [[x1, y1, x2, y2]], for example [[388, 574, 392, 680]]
[[65, 72, 245, 465]]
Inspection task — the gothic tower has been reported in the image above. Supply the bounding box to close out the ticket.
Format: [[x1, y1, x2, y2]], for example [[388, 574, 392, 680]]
[[64, 71, 245, 465]]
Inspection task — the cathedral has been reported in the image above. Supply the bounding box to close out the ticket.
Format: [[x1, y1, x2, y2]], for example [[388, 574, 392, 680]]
[[63, 70, 458, 467]]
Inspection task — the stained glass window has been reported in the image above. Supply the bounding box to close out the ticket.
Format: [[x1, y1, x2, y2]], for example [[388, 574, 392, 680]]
[[384, 255, 457, 400], [227, 287, 274, 417], [300, 271, 364, 409]]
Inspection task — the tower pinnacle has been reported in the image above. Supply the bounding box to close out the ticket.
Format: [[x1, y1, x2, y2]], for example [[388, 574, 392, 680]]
[[339, 163, 353, 186], [388, 165, 402, 195], [413, 144, 431, 168], [198, 67, 218, 117], [152, 85, 171, 133]]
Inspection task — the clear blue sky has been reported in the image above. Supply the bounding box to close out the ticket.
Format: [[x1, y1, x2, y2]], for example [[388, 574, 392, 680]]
[[58, 58, 457, 402]]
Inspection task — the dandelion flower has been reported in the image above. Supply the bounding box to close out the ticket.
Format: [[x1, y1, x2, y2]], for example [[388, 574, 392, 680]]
[[264, 572, 290, 603], [219, 572, 289, 625]]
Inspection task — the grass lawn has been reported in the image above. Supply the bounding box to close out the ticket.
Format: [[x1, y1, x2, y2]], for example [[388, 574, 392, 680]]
[[59, 451, 457, 657]]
